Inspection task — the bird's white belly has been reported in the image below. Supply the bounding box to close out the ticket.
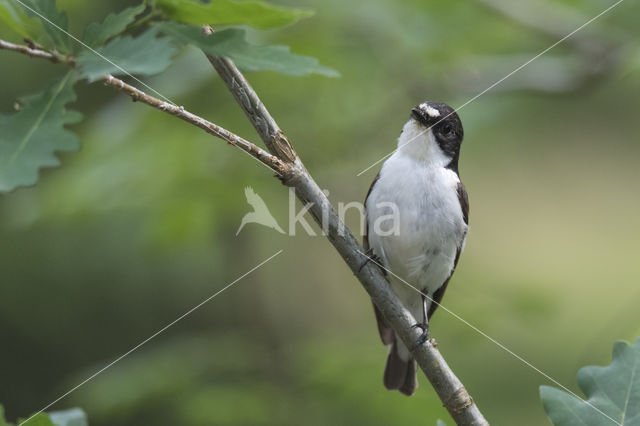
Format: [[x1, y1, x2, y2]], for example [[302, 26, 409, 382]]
[[366, 155, 467, 311]]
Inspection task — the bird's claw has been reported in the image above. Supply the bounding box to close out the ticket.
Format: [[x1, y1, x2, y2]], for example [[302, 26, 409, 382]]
[[410, 322, 430, 351]]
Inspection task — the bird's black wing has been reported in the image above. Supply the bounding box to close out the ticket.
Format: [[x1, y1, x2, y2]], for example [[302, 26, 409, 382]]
[[457, 181, 469, 225], [427, 181, 469, 319], [364, 173, 394, 345], [362, 171, 380, 253]]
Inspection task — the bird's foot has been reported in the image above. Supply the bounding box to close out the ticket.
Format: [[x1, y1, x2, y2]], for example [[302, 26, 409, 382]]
[[359, 248, 385, 274], [410, 322, 430, 351]]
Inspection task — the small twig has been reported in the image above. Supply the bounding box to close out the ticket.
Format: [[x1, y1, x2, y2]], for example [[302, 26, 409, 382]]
[[0, 38, 75, 65], [101, 74, 288, 175], [24, 37, 46, 51]]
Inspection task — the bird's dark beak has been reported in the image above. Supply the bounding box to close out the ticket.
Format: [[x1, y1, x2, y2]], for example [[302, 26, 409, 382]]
[[411, 107, 431, 127]]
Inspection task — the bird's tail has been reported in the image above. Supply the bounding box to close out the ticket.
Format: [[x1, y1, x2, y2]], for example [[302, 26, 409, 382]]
[[383, 339, 417, 396]]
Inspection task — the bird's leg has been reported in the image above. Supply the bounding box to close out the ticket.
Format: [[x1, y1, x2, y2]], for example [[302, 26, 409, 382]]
[[411, 293, 430, 350], [359, 248, 385, 274]]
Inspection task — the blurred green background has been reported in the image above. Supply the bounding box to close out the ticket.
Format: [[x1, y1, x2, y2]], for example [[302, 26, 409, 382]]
[[1, 0, 640, 425]]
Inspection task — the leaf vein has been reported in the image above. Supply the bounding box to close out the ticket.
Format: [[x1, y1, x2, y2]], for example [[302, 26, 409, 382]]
[[620, 356, 638, 425], [7, 71, 72, 166]]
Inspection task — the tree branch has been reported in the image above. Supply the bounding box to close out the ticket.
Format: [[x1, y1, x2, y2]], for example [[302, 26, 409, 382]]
[[1, 37, 488, 425], [207, 55, 297, 164], [205, 56, 488, 425]]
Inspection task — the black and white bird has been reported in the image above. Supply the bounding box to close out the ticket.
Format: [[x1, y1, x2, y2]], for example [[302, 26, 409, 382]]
[[363, 101, 469, 396]]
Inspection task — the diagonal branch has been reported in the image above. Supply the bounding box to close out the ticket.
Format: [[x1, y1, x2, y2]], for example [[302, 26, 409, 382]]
[[205, 55, 488, 425], [207, 55, 297, 164]]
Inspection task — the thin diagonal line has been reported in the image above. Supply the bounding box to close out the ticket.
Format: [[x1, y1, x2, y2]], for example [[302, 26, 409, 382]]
[[356, 0, 625, 177], [356, 250, 621, 426], [10, 0, 281, 177], [18, 249, 284, 426]]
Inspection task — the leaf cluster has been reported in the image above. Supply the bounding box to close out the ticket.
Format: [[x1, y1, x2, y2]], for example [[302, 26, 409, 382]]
[[0, 0, 338, 192]]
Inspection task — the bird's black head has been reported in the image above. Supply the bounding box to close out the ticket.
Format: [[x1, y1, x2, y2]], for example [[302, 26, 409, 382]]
[[411, 101, 464, 172]]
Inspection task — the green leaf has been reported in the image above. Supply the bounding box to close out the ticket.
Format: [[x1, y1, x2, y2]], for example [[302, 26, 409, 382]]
[[154, 0, 313, 30], [82, 3, 146, 47], [77, 28, 177, 82], [0, 72, 81, 192], [159, 23, 339, 77], [0, 404, 11, 426], [16, 414, 55, 426], [540, 337, 640, 426], [0, 0, 42, 40], [48, 408, 88, 426], [19, 0, 71, 53]]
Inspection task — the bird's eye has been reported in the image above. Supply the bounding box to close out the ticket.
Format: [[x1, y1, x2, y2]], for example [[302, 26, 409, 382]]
[[441, 123, 453, 136]]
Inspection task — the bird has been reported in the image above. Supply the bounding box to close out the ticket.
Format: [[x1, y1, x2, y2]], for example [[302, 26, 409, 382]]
[[236, 186, 285, 235], [363, 101, 469, 396]]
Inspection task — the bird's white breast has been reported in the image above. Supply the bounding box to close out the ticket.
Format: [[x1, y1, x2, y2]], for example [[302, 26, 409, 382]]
[[366, 125, 467, 306]]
